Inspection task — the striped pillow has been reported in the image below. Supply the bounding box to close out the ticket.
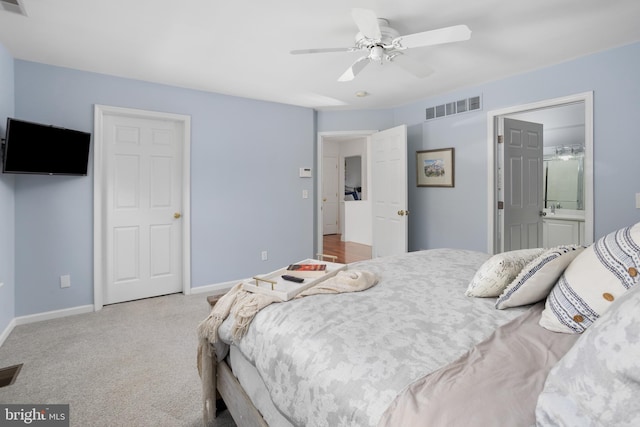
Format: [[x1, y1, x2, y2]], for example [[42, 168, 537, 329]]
[[539, 222, 640, 333], [495, 245, 584, 309]]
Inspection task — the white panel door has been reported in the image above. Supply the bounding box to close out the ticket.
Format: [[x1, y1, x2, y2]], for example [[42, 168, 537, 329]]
[[503, 118, 543, 251], [103, 114, 183, 304], [322, 142, 339, 235], [371, 125, 408, 258]]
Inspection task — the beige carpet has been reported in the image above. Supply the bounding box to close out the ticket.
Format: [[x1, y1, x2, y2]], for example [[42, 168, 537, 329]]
[[0, 293, 236, 427]]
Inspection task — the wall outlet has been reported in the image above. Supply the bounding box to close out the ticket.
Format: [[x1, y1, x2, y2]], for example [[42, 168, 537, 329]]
[[60, 274, 71, 288], [302, 189, 308, 199], [261, 251, 268, 261]]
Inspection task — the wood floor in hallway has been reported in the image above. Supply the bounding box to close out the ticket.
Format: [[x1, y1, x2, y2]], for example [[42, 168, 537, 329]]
[[322, 234, 371, 264]]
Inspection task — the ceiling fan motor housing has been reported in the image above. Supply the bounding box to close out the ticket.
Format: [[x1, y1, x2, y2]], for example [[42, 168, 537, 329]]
[[354, 18, 399, 50]]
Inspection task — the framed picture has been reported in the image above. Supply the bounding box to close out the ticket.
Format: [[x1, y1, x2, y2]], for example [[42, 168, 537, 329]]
[[416, 148, 455, 187]]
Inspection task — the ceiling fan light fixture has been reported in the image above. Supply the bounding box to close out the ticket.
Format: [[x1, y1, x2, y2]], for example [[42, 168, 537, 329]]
[[355, 91, 369, 97], [370, 46, 384, 62]]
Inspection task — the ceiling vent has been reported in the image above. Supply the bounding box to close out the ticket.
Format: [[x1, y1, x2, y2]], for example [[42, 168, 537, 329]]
[[425, 95, 482, 121], [0, 0, 27, 16]]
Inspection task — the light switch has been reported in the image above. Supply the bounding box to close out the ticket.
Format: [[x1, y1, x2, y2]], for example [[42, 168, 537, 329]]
[[636, 193, 640, 209]]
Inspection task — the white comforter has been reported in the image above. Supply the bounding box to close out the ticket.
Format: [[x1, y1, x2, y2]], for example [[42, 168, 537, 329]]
[[217, 249, 529, 427]]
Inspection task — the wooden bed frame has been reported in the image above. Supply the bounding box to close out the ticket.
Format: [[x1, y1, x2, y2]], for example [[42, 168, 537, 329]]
[[200, 338, 268, 427]]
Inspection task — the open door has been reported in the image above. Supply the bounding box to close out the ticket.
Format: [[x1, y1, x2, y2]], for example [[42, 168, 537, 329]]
[[488, 92, 594, 255], [322, 141, 339, 235], [502, 118, 543, 251], [371, 125, 408, 258]]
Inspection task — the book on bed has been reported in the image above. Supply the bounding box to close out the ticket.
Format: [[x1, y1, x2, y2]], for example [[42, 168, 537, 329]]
[[286, 263, 327, 278], [242, 258, 346, 301]]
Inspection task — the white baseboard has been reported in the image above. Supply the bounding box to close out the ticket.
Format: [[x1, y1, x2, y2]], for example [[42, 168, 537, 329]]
[[14, 304, 95, 326], [190, 280, 238, 295], [0, 318, 16, 348], [1, 284, 235, 348]]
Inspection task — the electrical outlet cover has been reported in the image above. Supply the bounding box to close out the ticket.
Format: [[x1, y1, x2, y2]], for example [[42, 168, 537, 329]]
[[60, 275, 71, 288]]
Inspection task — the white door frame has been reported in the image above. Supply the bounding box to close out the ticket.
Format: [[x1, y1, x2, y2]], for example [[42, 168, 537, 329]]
[[317, 130, 376, 256], [486, 92, 594, 254], [93, 105, 191, 311]]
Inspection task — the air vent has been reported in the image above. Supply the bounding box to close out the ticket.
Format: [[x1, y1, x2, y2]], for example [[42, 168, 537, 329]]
[[0, 0, 27, 16], [425, 95, 482, 121], [468, 96, 481, 111], [0, 364, 22, 388]]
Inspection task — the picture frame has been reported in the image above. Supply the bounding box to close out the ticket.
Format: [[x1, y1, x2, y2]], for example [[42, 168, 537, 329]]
[[416, 148, 455, 187]]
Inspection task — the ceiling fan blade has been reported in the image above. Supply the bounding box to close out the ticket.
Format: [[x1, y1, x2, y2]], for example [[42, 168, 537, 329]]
[[393, 25, 471, 49], [351, 8, 381, 40], [290, 47, 353, 55], [338, 56, 370, 82], [388, 52, 434, 78]]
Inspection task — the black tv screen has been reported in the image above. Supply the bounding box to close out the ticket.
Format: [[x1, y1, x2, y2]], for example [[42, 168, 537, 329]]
[[2, 118, 91, 176]]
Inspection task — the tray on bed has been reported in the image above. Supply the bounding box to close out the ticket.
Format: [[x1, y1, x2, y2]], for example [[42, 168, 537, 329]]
[[242, 258, 347, 301]]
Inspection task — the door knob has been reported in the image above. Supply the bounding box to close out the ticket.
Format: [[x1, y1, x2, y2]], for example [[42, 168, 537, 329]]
[[323, 198, 327, 202], [539, 211, 547, 217], [397, 210, 409, 216], [174, 212, 182, 219]]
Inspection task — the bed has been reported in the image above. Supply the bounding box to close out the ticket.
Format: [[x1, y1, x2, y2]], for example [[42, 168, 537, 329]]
[[198, 221, 640, 427]]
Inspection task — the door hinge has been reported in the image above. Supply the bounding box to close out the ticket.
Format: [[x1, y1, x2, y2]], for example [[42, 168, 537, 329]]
[[497, 135, 504, 144], [497, 201, 504, 210]]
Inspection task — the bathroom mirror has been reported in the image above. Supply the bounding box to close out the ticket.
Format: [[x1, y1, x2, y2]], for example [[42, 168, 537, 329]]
[[544, 146, 584, 210]]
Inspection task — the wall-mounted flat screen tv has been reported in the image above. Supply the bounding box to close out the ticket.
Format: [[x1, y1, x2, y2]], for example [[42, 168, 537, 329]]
[[2, 118, 91, 176]]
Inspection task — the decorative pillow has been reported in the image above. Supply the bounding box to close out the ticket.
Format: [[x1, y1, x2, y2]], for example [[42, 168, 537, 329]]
[[536, 284, 640, 426], [465, 248, 546, 297], [495, 245, 585, 309], [539, 222, 640, 333]]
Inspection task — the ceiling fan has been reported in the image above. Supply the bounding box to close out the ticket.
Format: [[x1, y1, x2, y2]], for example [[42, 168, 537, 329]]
[[290, 8, 472, 82]]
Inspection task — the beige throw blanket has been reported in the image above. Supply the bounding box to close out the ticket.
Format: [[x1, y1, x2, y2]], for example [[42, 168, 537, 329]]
[[198, 269, 378, 344]]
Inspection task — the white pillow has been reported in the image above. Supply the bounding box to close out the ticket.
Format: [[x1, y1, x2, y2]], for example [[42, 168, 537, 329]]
[[536, 284, 640, 426], [495, 245, 584, 309], [465, 248, 546, 297], [539, 222, 640, 333]]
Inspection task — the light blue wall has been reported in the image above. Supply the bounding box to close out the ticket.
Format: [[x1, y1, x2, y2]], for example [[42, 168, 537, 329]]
[[319, 41, 640, 252], [317, 109, 394, 132], [14, 61, 315, 316], [6, 40, 640, 318], [0, 43, 15, 332]]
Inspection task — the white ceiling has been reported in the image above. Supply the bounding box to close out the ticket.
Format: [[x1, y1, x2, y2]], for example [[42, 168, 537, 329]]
[[1, 0, 639, 111]]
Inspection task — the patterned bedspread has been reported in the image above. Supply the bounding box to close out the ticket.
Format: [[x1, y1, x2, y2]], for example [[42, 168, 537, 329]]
[[217, 248, 530, 427]]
